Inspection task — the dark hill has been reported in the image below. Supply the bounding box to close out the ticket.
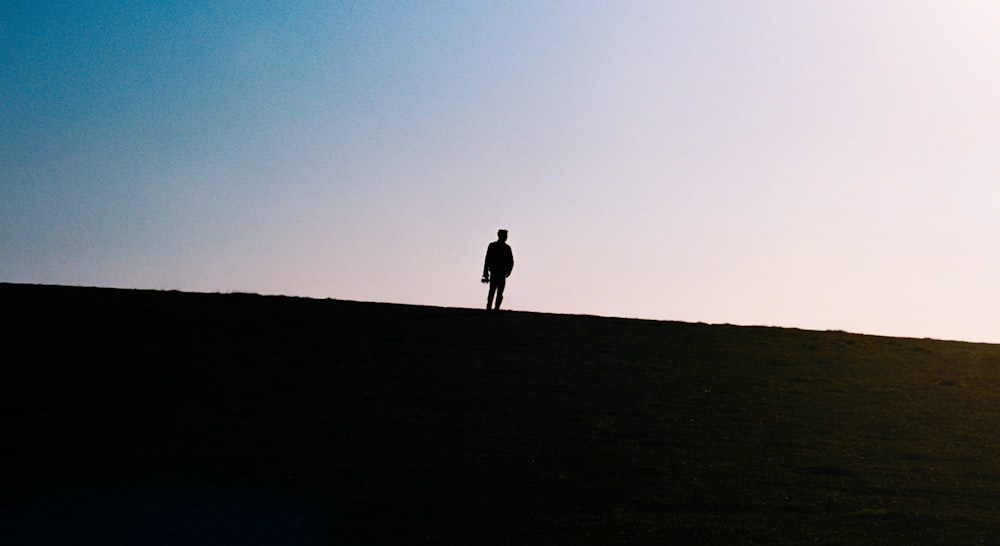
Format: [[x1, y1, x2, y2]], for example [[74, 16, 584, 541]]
[[3, 283, 1000, 544]]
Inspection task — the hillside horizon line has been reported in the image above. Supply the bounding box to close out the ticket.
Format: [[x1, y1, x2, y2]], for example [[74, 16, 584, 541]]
[[3, 281, 992, 346]]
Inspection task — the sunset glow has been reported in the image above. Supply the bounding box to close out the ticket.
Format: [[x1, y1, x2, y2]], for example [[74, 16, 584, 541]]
[[3, 2, 999, 342]]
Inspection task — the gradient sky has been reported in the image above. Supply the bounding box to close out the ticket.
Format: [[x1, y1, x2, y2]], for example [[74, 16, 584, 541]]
[[4, 2, 999, 343]]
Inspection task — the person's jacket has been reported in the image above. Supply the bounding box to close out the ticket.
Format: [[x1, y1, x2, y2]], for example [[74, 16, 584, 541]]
[[484, 241, 514, 277]]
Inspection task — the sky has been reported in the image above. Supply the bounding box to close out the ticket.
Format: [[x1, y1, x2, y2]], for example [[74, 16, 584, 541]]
[[3, 2, 999, 343]]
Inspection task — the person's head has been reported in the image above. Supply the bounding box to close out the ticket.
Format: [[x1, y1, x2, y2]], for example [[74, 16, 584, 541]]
[[497, 229, 508, 242]]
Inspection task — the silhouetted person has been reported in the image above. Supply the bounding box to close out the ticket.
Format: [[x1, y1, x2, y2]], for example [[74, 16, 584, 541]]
[[482, 229, 514, 310]]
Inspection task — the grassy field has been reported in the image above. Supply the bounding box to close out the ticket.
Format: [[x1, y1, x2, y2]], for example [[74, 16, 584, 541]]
[[3, 283, 1000, 544]]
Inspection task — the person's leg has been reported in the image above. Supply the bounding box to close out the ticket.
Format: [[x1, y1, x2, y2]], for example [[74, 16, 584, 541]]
[[487, 279, 497, 310], [494, 276, 506, 309]]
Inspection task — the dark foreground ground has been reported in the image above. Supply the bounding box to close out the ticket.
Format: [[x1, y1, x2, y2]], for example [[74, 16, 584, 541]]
[[3, 283, 1000, 544]]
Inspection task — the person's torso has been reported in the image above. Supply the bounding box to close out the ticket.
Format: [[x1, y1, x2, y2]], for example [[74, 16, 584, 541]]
[[487, 242, 512, 270]]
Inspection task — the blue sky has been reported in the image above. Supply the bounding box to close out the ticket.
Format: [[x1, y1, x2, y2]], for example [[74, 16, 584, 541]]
[[3, 2, 999, 343]]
